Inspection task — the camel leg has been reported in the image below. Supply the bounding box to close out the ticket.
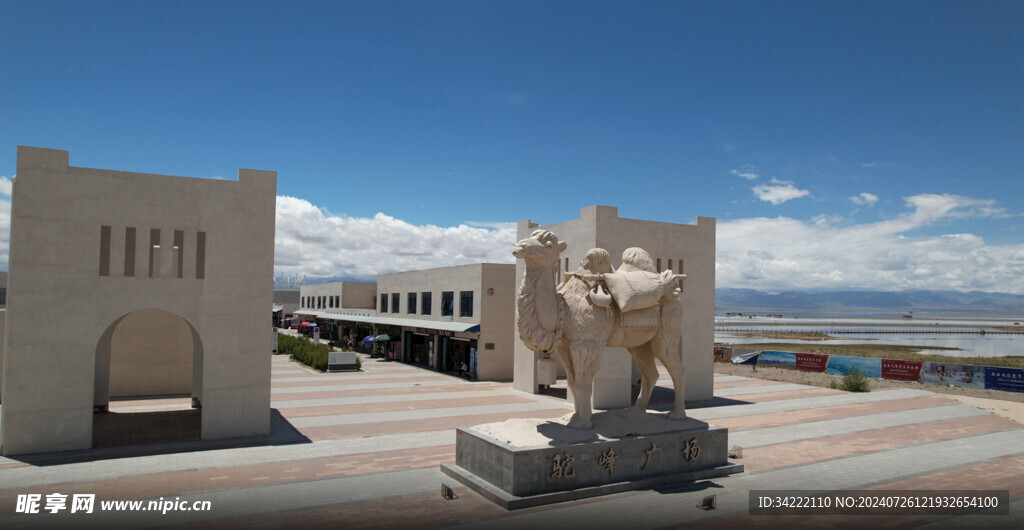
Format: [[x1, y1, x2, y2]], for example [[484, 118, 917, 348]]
[[655, 301, 687, 419], [655, 343, 686, 419], [567, 340, 601, 429], [564, 370, 578, 408], [629, 344, 659, 414]]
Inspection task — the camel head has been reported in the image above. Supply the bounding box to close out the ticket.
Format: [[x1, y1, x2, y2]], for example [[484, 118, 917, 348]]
[[512, 229, 567, 267]]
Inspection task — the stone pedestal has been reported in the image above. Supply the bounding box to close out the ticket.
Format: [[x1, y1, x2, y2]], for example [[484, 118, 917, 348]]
[[440, 410, 743, 510]]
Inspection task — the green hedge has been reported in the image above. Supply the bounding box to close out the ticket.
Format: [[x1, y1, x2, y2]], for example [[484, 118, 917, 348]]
[[278, 333, 331, 372]]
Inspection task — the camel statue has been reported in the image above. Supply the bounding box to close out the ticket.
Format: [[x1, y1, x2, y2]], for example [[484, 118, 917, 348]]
[[513, 229, 688, 429]]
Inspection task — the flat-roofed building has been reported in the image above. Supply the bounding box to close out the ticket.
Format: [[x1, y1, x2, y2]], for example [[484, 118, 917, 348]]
[[296, 264, 515, 381], [295, 281, 377, 341]]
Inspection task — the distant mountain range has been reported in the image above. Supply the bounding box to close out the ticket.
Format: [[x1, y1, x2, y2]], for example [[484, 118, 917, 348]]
[[715, 288, 1024, 316]]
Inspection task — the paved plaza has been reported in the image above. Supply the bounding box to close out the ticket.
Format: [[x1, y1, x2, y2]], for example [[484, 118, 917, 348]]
[[1, 354, 1023, 528]]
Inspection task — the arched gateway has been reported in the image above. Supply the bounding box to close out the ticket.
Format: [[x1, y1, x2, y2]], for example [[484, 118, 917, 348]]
[[1, 147, 276, 456]]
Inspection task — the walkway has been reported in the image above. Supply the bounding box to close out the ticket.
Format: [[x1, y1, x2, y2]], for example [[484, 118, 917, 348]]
[[0, 355, 1021, 528]]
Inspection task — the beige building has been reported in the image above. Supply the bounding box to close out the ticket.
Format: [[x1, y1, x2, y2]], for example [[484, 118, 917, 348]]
[[513, 205, 716, 409], [1, 147, 276, 456], [296, 264, 515, 380], [299, 281, 377, 315]]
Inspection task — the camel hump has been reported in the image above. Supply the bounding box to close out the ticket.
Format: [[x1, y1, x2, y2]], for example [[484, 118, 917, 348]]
[[602, 270, 670, 312]]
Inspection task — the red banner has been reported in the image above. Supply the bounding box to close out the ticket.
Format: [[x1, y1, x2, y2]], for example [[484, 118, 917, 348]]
[[881, 359, 924, 381], [795, 353, 829, 372]]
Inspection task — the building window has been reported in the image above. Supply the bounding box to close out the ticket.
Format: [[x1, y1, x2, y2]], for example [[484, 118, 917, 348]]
[[149, 228, 160, 278], [421, 292, 432, 315], [391, 293, 400, 313], [441, 291, 454, 316], [124, 227, 136, 277], [408, 292, 417, 314], [195, 231, 206, 280], [380, 293, 388, 313], [334, 295, 340, 308], [460, 291, 474, 317], [173, 230, 184, 279], [99, 225, 111, 276]]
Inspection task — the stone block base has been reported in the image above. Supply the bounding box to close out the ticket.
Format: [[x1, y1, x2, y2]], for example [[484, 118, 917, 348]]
[[440, 410, 743, 510]]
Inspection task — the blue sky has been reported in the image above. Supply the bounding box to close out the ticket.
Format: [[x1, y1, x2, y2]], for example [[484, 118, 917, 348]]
[[2, 1, 1023, 293]]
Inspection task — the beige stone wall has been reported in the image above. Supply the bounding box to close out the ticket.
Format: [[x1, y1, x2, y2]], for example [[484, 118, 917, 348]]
[[299, 281, 377, 312], [377, 263, 515, 380], [108, 309, 192, 397], [477, 264, 516, 381], [514, 205, 716, 407], [378, 264, 484, 322], [1, 147, 276, 455], [0, 309, 5, 400], [341, 282, 377, 310]]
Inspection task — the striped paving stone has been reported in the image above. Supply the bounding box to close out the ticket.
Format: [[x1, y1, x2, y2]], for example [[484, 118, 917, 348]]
[[712, 375, 755, 383], [287, 401, 572, 428], [270, 380, 475, 394], [272, 376, 452, 392], [713, 378, 794, 389], [0, 445, 456, 510], [278, 394, 537, 418], [272, 388, 524, 411], [730, 403, 989, 448], [0, 430, 458, 490], [715, 395, 959, 431], [299, 408, 571, 441], [2, 353, 1022, 529], [271, 383, 509, 402], [714, 382, 830, 397], [272, 372, 449, 385], [740, 414, 1022, 473], [719, 386, 845, 403], [693, 388, 936, 420]]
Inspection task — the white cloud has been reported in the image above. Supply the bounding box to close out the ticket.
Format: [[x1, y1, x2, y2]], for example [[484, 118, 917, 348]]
[[0, 176, 10, 268], [273, 196, 516, 280], [752, 178, 810, 205], [718, 193, 1024, 293], [0, 187, 1018, 296], [729, 167, 759, 180], [850, 192, 878, 206]]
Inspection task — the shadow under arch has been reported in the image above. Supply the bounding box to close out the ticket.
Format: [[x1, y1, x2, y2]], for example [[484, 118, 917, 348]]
[[92, 308, 205, 449]]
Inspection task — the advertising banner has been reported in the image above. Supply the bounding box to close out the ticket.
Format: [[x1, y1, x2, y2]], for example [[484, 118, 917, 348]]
[[795, 353, 829, 372], [731, 350, 761, 365], [984, 367, 1024, 393], [757, 350, 797, 368], [921, 362, 985, 389], [881, 359, 924, 381], [825, 355, 882, 378]]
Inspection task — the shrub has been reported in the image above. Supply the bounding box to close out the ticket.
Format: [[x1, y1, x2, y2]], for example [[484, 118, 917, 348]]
[[839, 367, 870, 392], [278, 333, 331, 372]]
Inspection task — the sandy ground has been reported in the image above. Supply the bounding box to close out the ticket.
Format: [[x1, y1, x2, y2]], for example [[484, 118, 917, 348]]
[[715, 362, 1024, 425]]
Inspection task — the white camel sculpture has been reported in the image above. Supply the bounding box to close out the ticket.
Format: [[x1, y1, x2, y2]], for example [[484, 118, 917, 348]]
[[513, 229, 688, 429]]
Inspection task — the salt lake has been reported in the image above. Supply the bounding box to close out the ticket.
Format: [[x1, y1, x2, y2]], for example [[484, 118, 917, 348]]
[[715, 315, 1024, 358]]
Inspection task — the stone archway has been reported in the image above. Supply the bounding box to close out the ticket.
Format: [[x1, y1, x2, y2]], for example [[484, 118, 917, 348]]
[[92, 309, 205, 448]]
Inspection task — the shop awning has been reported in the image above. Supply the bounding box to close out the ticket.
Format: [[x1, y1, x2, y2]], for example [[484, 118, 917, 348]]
[[299, 310, 482, 334]]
